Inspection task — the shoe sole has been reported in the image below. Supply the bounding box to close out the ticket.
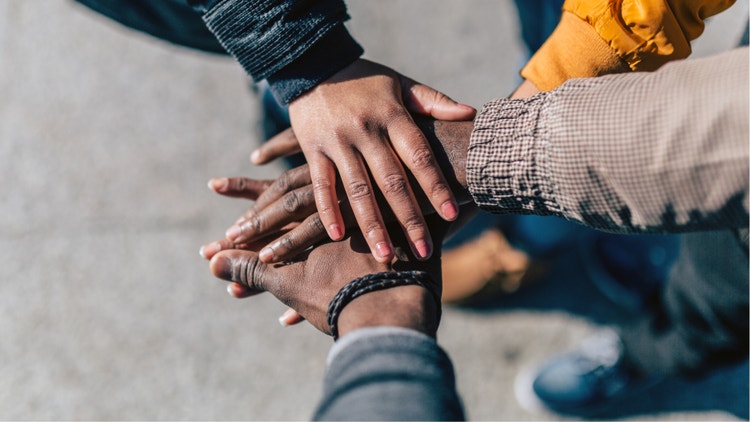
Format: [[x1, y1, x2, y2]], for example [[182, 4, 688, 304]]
[[514, 359, 664, 417]]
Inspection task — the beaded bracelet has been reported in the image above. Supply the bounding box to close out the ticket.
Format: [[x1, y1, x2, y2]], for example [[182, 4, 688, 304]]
[[326, 270, 441, 340]]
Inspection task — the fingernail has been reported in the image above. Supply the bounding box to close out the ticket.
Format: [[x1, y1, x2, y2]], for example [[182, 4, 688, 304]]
[[225, 225, 242, 241], [441, 201, 459, 221], [278, 309, 296, 327], [259, 247, 274, 262], [459, 103, 475, 111], [200, 241, 221, 259], [414, 239, 432, 259], [329, 224, 343, 240], [375, 242, 393, 259], [209, 178, 228, 192], [250, 150, 261, 164], [227, 283, 239, 298]]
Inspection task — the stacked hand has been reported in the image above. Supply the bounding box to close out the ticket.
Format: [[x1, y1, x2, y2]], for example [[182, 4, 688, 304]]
[[237, 59, 476, 264], [201, 118, 475, 334], [203, 182, 450, 336], [212, 119, 474, 265]]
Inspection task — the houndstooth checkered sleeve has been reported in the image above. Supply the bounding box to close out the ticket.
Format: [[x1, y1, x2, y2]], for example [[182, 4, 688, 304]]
[[467, 47, 749, 234]]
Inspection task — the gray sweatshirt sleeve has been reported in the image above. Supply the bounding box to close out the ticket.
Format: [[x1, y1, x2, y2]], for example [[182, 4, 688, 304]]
[[467, 47, 749, 234], [313, 327, 465, 421]]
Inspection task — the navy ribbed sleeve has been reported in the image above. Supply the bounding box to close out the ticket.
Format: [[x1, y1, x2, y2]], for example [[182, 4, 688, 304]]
[[202, 0, 363, 103]]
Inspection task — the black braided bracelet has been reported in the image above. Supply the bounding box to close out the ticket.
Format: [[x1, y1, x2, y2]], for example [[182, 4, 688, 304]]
[[326, 270, 441, 340]]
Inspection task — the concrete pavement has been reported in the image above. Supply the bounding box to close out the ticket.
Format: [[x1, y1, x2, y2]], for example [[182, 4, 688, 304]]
[[1, 0, 747, 420]]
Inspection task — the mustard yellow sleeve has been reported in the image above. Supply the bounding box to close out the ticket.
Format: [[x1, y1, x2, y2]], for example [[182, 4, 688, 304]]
[[521, 0, 737, 91]]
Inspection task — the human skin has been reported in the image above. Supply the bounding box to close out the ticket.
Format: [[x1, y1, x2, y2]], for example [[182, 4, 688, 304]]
[[209, 219, 446, 338], [207, 118, 475, 264], [226, 79, 540, 263], [239, 59, 477, 264], [203, 80, 541, 318]]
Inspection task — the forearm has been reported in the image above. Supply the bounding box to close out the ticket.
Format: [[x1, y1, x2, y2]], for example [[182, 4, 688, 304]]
[[200, 0, 363, 103], [314, 327, 464, 421], [522, 0, 736, 91], [469, 48, 749, 233]]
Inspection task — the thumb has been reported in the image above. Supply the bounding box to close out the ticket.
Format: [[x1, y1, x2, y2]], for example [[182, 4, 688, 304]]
[[210, 249, 281, 293], [400, 76, 476, 121]]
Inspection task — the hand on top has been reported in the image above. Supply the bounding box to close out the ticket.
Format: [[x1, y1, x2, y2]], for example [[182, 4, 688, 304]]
[[252, 58, 475, 263]]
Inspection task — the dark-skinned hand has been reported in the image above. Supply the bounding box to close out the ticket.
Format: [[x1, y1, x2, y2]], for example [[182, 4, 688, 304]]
[[209, 216, 449, 338], [204, 118, 474, 265]]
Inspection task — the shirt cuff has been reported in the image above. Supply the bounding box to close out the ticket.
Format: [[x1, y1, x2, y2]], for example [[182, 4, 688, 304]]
[[266, 24, 363, 104], [202, 0, 361, 91], [520, 11, 630, 91], [466, 94, 563, 217], [327, 326, 434, 367]]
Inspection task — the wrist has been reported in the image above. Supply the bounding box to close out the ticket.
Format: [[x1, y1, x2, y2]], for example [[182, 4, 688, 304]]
[[414, 118, 473, 205], [265, 25, 363, 104], [338, 285, 440, 339]]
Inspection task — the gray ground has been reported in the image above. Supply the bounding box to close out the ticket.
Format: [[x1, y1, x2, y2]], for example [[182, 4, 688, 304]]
[[1, 0, 748, 420]]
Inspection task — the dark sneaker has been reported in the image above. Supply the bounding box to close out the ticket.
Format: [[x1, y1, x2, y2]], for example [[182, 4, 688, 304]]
[[515, 329, 653, 416]]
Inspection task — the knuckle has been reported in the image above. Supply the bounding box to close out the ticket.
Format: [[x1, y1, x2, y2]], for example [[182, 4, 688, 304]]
[[347, 180, 371, 200], [282, 191, 301, 213], [382, 174, 409, 197], [354, 119, 372, 134], [232, 255, 260, 289], [432, 90, 447, 104], [313, 177, 332, 191], [308, 215, 325, 235], [430, 181, 450, 198], [363, 221, 384, 238], [382, 104, 405, 122], [410, 147, 435, 169], [403, 215, 425, 233], [278, 236, 298, 254], [301, 187, 315, 204], [242, 217, 263, 236], [227, 177, 245, 191], [274, 171, 292, 193]]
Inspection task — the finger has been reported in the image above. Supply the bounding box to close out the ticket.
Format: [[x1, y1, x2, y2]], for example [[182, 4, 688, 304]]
[[308, 157, 345, 241], [199, 234, 279, 260], [208, 177, 273, 200], [226, 185, 316, 244], [336, 151, 394, 263], [278, 308, 305, 326], [258, 213, 328, 263], [250, 128, 302, 165], [200, 238, 236, 260], [388, 117, 459, 224], [362, 141, 433, 260], [227, 282, 261, 298], [400, 76, 476, 121], [237, 164, 312, 224], [210, 249, 281, 292]]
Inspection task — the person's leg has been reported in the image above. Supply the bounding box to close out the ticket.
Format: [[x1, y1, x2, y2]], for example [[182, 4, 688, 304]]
[[621, 230, 749, 376], [442, 0, 568, 304], [518, 230, 749, 414]]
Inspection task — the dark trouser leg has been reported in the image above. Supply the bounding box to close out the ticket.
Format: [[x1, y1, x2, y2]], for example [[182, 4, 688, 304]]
[[620, 230, 749, 377]]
